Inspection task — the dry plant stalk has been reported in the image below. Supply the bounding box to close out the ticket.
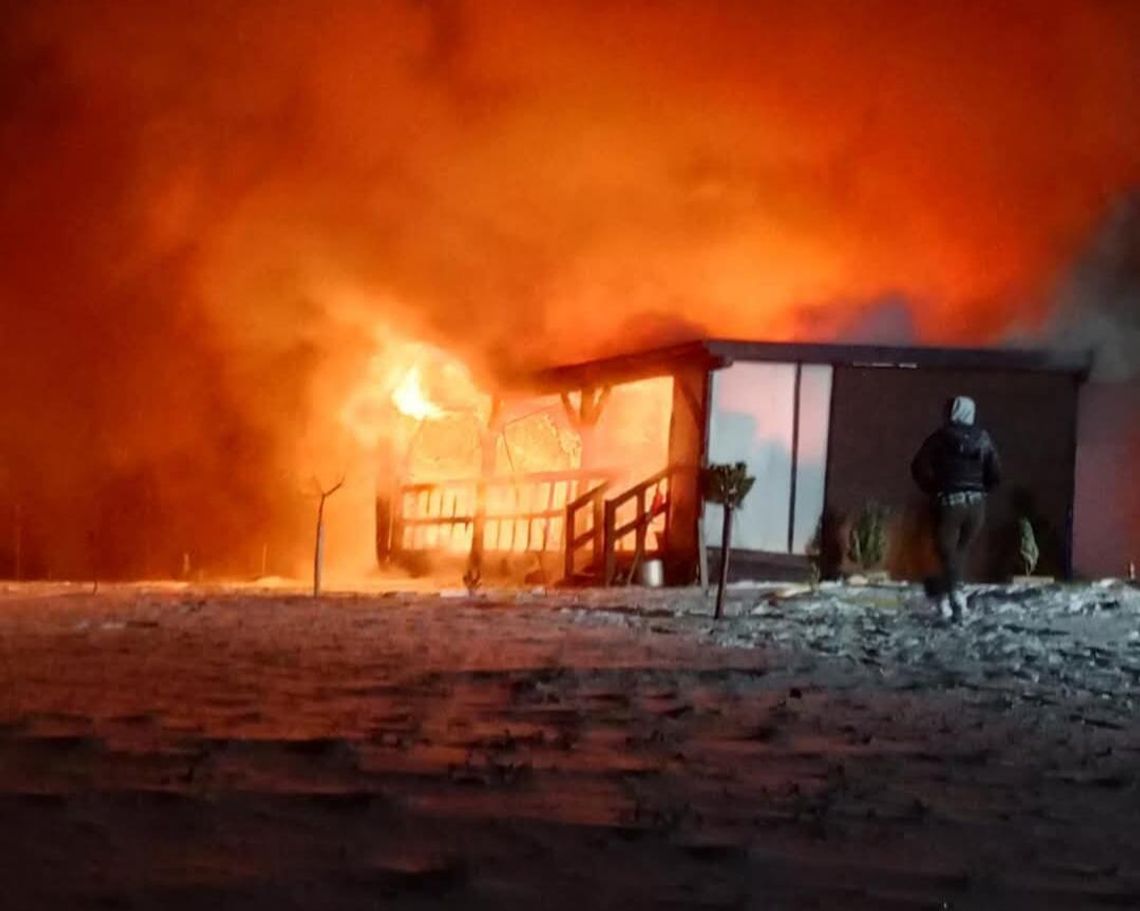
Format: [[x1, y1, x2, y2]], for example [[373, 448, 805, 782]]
[[312, 474, 345, 597]]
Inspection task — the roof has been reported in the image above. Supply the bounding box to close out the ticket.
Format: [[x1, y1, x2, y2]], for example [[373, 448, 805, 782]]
[[500, 338, 1093, 394]]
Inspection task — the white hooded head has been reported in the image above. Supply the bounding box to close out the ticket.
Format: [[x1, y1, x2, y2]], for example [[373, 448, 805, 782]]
[[949, 395, 976, 425]]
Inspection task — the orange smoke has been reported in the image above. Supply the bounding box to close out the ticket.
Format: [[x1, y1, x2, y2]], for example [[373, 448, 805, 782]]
[[1, 0, 1138, 577]]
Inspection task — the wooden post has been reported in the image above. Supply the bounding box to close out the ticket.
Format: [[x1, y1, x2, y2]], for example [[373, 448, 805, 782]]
[[468, 481, 487, 586], [591, 493, 604, 569], [603, 500, 617, 586], [714, 505, 733, 620], [391, 492, 405, 558], [627, 500, 648, 589], [697, 513, 709, 593], [634, 491, 647, 560], [564, 504, 576, 579], [467, 399, 500, 586]]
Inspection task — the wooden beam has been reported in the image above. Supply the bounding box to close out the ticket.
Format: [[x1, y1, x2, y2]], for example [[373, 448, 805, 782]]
[[559, 392, 580, 429], [467, 398, 501, 582], [583, 385, 612, 426]]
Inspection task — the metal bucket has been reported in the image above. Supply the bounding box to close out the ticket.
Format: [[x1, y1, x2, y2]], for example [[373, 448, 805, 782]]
[[637, 559, 664, 588]]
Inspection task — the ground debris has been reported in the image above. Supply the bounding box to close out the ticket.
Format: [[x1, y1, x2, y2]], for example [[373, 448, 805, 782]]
[[0, 580, 1136, 908]]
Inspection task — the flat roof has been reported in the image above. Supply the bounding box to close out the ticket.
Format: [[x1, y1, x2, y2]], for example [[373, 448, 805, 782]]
[[500, 338, 1093, 393]]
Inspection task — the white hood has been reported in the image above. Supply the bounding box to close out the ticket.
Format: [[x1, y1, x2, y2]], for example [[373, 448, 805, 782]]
[[950, 395, 976, 425]]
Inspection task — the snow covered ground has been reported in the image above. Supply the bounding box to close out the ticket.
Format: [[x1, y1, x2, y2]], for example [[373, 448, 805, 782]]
[[0, 580, 1138, 909]]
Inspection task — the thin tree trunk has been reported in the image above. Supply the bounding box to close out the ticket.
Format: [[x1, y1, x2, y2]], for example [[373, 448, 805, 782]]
[[313, 497, 326, 597], [715, 505, 733, 619], [311, 477, 344, 598]]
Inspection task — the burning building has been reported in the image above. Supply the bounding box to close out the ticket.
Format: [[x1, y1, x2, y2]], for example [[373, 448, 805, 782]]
[[373, 338, 1102, 586], [1, 2, 1138, 583]]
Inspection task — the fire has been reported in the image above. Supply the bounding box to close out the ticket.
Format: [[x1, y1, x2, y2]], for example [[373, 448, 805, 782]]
[[338, 335, 490, 453], [391, 366, 444, 422], [332, 324, 677, 570]]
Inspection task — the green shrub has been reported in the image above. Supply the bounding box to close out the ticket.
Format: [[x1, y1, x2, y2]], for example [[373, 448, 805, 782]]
[[847, 501, 891, 571], [700, 462, 756, 620], [699, 462, 755, 508], [1018, 516, 1040, 576]]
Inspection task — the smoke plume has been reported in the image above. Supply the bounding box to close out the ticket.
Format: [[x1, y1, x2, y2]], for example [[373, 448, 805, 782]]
[[1052, 193, 1140, 382]]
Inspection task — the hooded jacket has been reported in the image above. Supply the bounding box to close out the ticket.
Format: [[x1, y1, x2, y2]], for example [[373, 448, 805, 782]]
[[910, 396, 1002, 496]]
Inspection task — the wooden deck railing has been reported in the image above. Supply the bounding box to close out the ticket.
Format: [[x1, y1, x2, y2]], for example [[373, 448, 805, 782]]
[[392, 469, 612, 554], [601, 465, 679, 585], [562, 481, 611, 579], [388, 464, 686, 588]]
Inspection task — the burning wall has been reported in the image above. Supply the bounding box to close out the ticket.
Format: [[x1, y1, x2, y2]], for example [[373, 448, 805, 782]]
[[1, 1, 1138, 579]]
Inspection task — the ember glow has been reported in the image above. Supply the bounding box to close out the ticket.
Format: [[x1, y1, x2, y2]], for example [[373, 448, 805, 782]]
[[1, 1, 1138, 578]]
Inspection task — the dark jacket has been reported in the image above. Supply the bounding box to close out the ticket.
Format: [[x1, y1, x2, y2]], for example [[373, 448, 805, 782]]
[[911, 423, 1002, 496]]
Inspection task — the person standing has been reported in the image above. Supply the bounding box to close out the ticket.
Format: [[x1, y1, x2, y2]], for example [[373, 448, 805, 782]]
[[911, 396, 1002, 620]]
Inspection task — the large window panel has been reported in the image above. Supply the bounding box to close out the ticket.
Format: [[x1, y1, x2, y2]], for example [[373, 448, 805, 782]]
[[704, 363, 797, 552], [791, 365, 833, 554]]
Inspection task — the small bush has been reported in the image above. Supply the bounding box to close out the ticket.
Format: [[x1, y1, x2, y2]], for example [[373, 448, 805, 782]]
[[1018, 516, 1040, 576], [847, 501, 891, 571], [700, 462, 755, 508], [700, 462, 756, 620]]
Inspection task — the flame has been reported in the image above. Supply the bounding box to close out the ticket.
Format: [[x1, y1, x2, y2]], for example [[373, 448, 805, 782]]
[[332, 323, 676, 564], [338, 332, 491, 455], [391, 365, 444, 422]]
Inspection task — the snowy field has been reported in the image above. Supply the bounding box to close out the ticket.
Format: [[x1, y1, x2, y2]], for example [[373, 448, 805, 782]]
[[0, 580, 1138, 909]]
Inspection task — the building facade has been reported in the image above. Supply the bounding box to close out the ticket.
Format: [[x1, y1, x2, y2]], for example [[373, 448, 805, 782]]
[[381, 339, 1097, 585]]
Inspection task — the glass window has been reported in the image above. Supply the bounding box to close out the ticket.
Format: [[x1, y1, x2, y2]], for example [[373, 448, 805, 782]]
[[704, 361, 833, 556], [791, 365, 833, 554], [705, 363, 796, 552]]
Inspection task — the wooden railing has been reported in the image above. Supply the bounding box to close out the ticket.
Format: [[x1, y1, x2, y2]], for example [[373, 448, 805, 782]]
[[388, 464, 687, 588], [602, 465, 679, 585], [391, 469, 612, 554], [563, 481, 610, 579]]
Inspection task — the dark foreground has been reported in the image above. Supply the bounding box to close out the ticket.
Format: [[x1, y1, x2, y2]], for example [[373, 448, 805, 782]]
[[0, 582, 1138, 910]]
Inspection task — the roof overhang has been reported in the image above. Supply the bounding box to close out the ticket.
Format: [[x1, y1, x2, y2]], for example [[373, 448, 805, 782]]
[[497, 338, 1093, 395]]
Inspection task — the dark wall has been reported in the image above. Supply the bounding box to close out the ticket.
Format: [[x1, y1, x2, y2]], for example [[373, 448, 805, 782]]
[[825, 367, 1079, 581], [1074, 381, 1140, 579]]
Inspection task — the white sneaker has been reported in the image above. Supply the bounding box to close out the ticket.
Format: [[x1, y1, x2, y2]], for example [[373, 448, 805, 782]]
[[951, 591, 968, 617], [937, 596, 954, 621]]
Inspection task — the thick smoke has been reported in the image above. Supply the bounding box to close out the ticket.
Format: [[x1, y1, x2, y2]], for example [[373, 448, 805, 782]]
[[1053, 193, 1140, 381], [1052, 193, 1140, 575], [2, 0, 1139, 577]]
